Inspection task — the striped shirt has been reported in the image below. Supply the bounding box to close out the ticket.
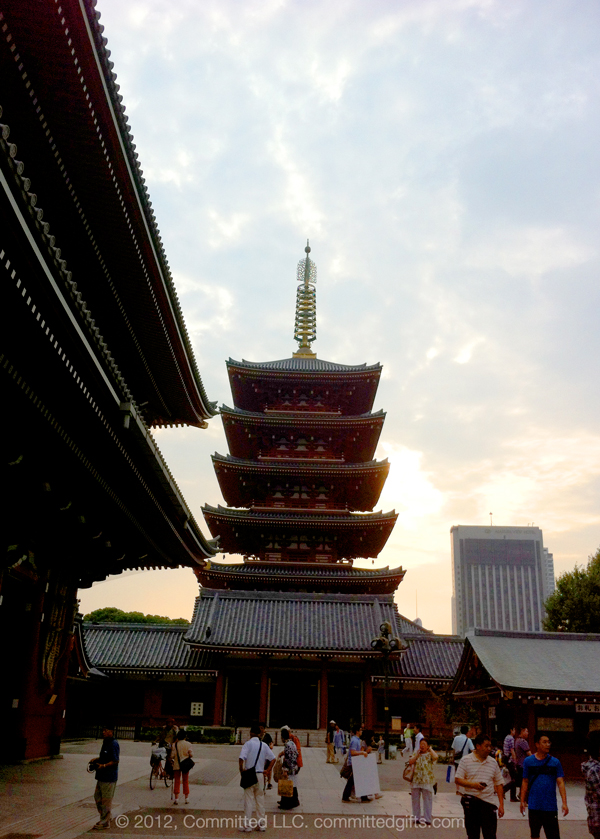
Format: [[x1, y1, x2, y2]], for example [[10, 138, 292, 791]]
[[455, 752, 503, 806]]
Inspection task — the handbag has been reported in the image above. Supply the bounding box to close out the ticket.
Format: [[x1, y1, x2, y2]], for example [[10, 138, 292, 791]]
[[177, 741, 195, 774], [273, 756, 284, 782], [240, 740, 263, 789], [340, 755, 352, 780], [278, 778, 294, 798], [403, 760, 415, 782]]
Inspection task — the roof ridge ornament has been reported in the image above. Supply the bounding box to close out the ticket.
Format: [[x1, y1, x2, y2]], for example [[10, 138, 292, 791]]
[[293, 239, 317, 358]]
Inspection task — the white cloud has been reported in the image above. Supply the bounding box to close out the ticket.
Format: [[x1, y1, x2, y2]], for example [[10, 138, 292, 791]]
[[91, 0, 600, 633]]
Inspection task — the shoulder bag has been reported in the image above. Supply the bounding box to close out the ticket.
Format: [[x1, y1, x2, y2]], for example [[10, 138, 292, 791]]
[[240, 740, 263, 789], [340, 754, 352, 779], [273, 755, 284, 782], [177, 741, 195, 775]]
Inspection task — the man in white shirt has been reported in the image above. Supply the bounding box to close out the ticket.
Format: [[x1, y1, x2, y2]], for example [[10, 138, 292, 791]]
[[455, 733, 504, 839], [414, 724, 424, 752], [452, 725, 474, 768], [239, 724, 276, 832]]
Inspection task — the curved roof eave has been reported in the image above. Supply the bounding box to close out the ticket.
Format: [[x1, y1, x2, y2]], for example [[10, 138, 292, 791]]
[[82, 0, 217, 422]]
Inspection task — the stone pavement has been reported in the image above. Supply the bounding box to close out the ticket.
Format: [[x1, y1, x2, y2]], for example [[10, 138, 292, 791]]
[[0, 741, 590, 839]]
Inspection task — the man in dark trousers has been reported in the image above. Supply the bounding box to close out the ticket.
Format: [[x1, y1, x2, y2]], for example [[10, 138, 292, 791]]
[[502, 726, 518, 802], [515, 726, 532, 799], [92, 725, 120, 830], [455, 733, 504, 839], [520, 732, 568, 839]]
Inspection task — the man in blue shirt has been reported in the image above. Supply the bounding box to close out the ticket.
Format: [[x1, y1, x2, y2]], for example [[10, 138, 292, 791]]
[[342, 725, 371, 803], [92, 726, 120, 830], [520, 732, 568, 839]]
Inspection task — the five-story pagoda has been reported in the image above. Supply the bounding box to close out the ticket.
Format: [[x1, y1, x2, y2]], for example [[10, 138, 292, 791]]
[[202, 243, 399, 584], [187, 244, 415, 729]]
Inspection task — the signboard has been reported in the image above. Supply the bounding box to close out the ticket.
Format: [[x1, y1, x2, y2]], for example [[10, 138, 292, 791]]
[[576, 704, 600, 714], [392, 716, 403, 731], [351, 753, 381, 798], [537, 717, 574, 732], [190, 702, 204, 717], [488, 707, 496, 719]]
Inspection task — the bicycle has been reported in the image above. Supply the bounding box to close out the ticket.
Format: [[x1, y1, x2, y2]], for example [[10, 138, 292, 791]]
[[149, 747, 173, 790]]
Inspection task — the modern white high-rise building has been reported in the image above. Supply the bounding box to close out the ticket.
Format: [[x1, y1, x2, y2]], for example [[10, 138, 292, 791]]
[[543, 547, 556, 596], [451, 525, 554, 636]]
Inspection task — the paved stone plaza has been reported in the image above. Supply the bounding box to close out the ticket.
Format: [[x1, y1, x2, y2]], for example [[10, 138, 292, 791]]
[[0, 741, 590, 839]]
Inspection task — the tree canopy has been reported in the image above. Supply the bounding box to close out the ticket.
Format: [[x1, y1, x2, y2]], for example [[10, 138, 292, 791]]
[[543, 547, 600, 632], [83, 606, 189, 625]]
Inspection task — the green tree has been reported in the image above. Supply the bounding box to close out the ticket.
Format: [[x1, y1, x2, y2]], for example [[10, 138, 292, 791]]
[[83, 606, 188, 625], [543, 548, 600, 632]]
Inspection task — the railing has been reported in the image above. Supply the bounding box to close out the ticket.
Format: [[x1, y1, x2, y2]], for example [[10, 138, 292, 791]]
[[69, 724, 137, 740]]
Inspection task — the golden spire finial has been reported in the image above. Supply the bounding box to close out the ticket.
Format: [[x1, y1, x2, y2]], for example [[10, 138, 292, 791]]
[[293, 239, 317, 358]]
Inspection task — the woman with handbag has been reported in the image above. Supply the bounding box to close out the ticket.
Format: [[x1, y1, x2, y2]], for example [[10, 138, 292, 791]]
[[407, 737, 438, 826], [171, 729, 194, 805], [278, 728, 299, 810]]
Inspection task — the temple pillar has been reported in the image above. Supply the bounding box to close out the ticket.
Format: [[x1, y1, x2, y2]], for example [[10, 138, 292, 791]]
[[259, 663, 269, 723], [213, 671, 225, 726], [364, 672, 374, 730], [319, 662, 328, 729]]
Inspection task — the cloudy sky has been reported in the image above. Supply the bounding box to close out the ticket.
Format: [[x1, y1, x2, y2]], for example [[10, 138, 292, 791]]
[[79, 0, 600, 634]]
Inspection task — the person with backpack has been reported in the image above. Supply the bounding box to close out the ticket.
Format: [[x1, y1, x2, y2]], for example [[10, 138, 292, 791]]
[[452, 725, 474, 769], [520, 732, 568, 839]]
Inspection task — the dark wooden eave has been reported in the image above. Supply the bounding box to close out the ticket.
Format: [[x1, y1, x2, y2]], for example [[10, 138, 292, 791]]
[[212, 453, 390, 511], [0, 0, 216, 427], [220, 406, 385, 462], [226, 358, 382, 415], [195, 559, 405, 594], [202, 504, 398, 559]]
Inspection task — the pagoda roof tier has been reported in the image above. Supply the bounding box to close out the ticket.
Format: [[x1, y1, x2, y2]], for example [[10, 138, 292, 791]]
[[202, 505, 398, 559], [185, 589, 426, 653], [221, 406, 385, 462], [227, 358, 382, 415], [212, 453, 390, 511], [196, 559, 405, 594]]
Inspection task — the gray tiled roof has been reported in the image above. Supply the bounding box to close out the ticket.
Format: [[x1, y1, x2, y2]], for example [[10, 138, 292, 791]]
[[82, 624, 217, 673], [381, 637, 463, 681], [185, 589, 430, 650], [203, 561, 404, 579], [466, 629, 600, 693], [228, 358, 382, 373]]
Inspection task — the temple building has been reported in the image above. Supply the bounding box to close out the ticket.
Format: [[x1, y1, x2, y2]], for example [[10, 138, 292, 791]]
[[76, 245, 463, 738], [1, 0, 217, 760]]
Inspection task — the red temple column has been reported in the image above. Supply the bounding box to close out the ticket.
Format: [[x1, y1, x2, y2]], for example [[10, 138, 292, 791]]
[[213, 672, 225, 726], [364, 673, 375, 730], [259, 663, 269, 723], [319, 663, 328, 730]]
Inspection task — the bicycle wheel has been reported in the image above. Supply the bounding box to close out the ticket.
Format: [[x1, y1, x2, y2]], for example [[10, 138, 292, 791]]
[[164, 769, 172, 788], [150, 764, 158, 790]]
